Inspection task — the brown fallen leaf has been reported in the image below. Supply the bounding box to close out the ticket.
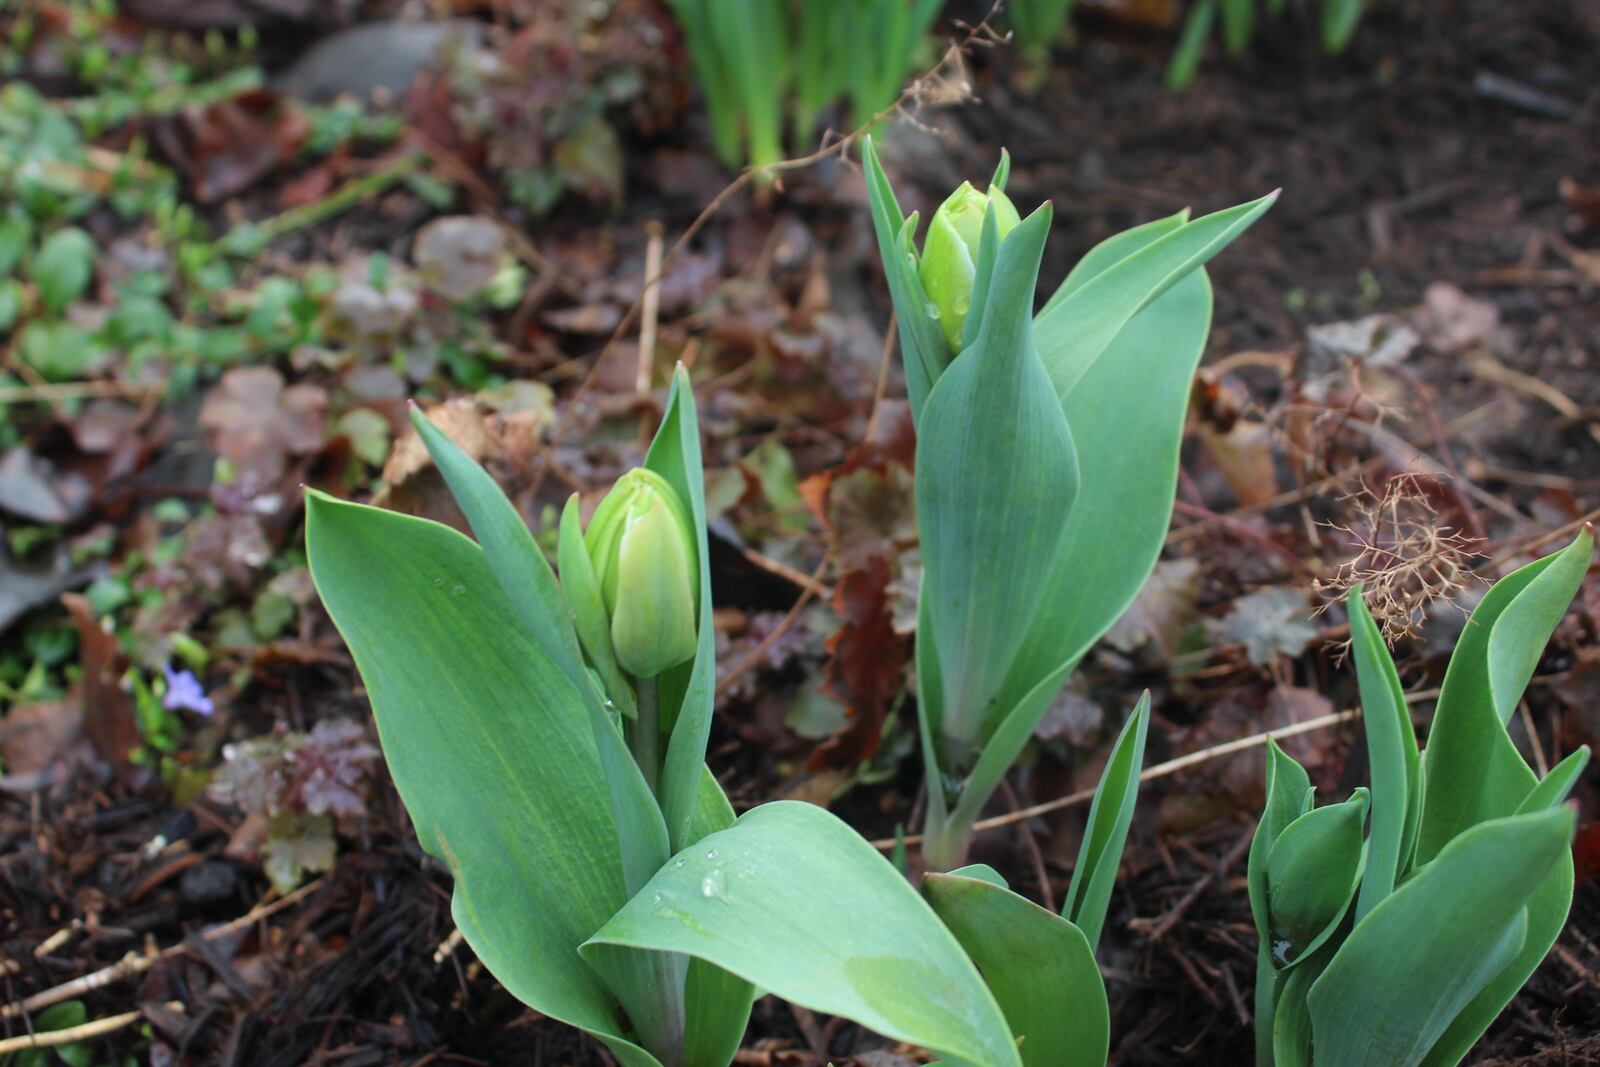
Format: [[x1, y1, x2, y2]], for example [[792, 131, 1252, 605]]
[[0, 699, 84, 790], [62, 593, 140, 774], [151, 90, 309, 203]]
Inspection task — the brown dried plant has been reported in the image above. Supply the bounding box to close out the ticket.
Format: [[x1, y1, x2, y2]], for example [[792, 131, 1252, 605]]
[[1315, 472, 1484, 648]]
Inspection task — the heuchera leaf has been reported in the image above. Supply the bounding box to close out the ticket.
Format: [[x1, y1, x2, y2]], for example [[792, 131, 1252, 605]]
[[1306, 807, 1576, 1067], [924, 872, 1109, 1067], [585, 801, 1024, 1067]]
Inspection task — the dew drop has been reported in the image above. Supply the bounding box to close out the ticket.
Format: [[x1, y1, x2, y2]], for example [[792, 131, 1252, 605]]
[[705, 849, 718, 860], [673, 857, 686, 869], [700, 869, 726, 899], [432, 577, 446, 587], [451, 583, 466, 596], [924, 301, 941, 320], [651, 893, 662, 906]]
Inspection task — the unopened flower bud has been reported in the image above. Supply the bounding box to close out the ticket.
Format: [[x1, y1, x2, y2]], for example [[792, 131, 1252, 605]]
[[585, 469, 699, 678], [918, 180, 1022, 353]]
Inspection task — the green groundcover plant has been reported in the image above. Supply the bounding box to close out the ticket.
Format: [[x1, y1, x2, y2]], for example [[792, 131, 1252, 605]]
[[1251, 529, 1594, 1067], [863, 136, 1275, 869], [307, 365, 1155, 1067]]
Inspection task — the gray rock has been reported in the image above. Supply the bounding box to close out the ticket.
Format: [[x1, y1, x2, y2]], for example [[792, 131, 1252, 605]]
[[271, 19, 483, 102]]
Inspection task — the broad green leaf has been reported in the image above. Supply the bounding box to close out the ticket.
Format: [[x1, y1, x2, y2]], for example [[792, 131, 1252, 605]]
[[1308, 807, 1575, 1067], [30, 226, 94, 315], [1044, 211, 1188, 311], [949, 862, 1010, 888], [648, 367, 722, 853], [1348, 587, 1420, 920], [1515, 747, 1590, 815], [1063, 693, 1151, 951], [411, 407, 667, 898], [1265, 789, 1368, 969], [924, 872, 1109, 1067], [984, 268, 1214, 779], [916, 205, 1078, 770], [1034, 191, 1277, 402], [586, 801, 1023, 1067], [1409, 532, 1590, 1064], [935, 264, 1222, 865], [1420, 530, 1592, 858], [305, 492, 662, 1067], [560, 494, 637, 718], [863, 136, 951, 424], [1272, 943, 1331, 1067], [1251, 741, 1313, 1067]]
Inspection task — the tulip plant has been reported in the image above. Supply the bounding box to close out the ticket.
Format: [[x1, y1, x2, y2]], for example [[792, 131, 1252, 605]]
[[1251, 529, 1594, 1067], [864, 137, 1276, 869], [308, 366, 1156, 1067], [667, 0, 939, 171]]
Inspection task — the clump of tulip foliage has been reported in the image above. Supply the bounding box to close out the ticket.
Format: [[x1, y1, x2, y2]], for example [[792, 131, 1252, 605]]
[[303, 145, 1593, 1067], [863, 136, 1276, 870], [1253, 530, 1593, 1067]]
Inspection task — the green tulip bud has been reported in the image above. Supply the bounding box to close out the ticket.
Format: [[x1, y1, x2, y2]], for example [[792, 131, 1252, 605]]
[[1264, 788, 1368, 967], [584, 468, 699, 678], [918, 180, 1022, 353]]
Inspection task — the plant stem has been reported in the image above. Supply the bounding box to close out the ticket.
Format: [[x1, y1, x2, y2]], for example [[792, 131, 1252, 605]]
[[631, 675, 661, 794], [920, 797, 975, 873]]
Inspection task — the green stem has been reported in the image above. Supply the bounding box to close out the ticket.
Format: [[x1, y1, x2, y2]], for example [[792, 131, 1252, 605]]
[[631, 674, 661, 794], [921, 794, 975, 873]]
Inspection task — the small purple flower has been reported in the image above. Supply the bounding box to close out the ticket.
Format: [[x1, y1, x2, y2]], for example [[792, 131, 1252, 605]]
[[162, 663, 215, 716]]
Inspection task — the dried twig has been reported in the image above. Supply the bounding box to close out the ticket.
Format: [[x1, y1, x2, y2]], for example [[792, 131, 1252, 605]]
[[0, 1002, 184, 1054], [2, 879, 324, 1020], [873, 709, 1362, 850]]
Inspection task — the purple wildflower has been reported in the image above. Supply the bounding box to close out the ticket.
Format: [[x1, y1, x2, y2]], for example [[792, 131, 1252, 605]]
[[162, 663, 215, 716]]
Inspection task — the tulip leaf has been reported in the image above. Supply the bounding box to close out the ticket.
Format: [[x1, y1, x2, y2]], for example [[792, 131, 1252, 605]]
[[559, 495, 637, 719], [1272, 944, 1330, 1067], [648, 367, 722, 853], [1250, 741, 1314, 1066], [1515, 747, 1590, 816], [1063, 693, 1151, 951], [916, 204, 1078, 779], [1307, 807, 1575, 1067], [924, 872, 1109, 1067], [306, 491, 666, 1067], [411, 408, 666, 898], [1034, 190, 1278, 400], [1411, 531, 1591, 1064], [863, 135, 952, 423], [1420, 530, 1592, 856], [1265, 789, 1368, 969], [585, 801, 1024, 1067], [1348, 586, 1420, 921]]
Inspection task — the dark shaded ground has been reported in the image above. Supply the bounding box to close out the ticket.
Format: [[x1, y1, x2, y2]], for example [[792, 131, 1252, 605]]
[[3, 0, 1599, 1064]]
